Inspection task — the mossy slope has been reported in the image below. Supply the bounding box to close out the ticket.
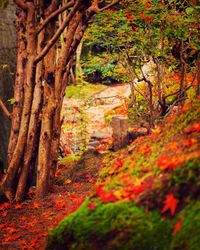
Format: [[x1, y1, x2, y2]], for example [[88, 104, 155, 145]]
[[47, 100, 200, 250]]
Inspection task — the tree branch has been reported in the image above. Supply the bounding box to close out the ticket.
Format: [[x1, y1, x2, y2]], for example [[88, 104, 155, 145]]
[[0, 99, 11, 119], [35, 2, 80, 64], [36, 0, 75, 35], [14, 0, 28, 10], [88, 0, 121, 14], [98, 0, 121, 12]]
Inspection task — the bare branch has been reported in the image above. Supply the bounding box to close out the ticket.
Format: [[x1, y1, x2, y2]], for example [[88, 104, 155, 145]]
[[36, 0, 75, 35], [98, 0, 121, 12], [14, 0, 28, 10], [35, 2, 80, 64], [0, 99, 11, 119], [88, 0, 121, 14], [164, 72, 196, 100]]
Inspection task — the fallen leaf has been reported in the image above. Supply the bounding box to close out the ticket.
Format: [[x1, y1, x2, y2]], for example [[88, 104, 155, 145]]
[[173, 220, 183, 235], [157, 155, 184, 171], [114, 158, 124, 167], [184, 123, 200, 133], [14, 204, 23, 209], [87, 203, 96, 210], [1, 211, 8, 217], [32, 201, 41, 209], [101, 191, 117, 203], [137, 144, 151, 154], [166, 142, 179, 151], [182, 138, 197, 147], [0, 202, 10, 211], [161, 193, 179, 216]]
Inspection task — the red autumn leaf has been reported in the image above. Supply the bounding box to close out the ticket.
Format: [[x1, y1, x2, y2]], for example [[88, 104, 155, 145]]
[[54, 199, 66, 210], [108, 9, 114, 14], [69, 193, 78, 200], [114, 158, 124, 167], [173, 220, 183, 235], [19, 216, 27, 221], [0, 202, 10, 211], [137, 144, 151, 154], [184, 123, 200, 133], [65, 148, 72, 155], [159, 2, 165, 7], [181, 102, 192, 112], [6, 227, 18, 234], [32, 201, 41, 209], [161, 193, 179, 216], [87, 203, 96, 210], [95, 184, 105, 196], [133, 184, 145, 195], [101, 191, 117, 203], [157, 155, 184, 171], [14, 203, 23, 209], [166, 142, 179, 151], [182, 138, 197, 147], [1, 211, 8, 217]]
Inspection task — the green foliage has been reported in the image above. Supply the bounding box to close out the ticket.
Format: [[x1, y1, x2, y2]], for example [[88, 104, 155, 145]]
[[47, 200, 172, 250], [65, 83, 105, 100], [171, 202, 200, 250], [7, 98, 16, 104]]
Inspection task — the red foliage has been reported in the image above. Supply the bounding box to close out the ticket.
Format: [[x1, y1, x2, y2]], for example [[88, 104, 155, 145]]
[[101, 191, 117, 203], [0, 202, 10, 211], [173, 220, 183, 235], [87, 203, 97, 210], [137, 144, 151, 154], [161, 193, 179, 216], [184, 123, 200, 134], [114, 158, 124, 168], [157, 155, 184, 171]]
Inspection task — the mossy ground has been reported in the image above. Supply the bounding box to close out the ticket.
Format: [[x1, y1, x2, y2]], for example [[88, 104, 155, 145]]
[[47, 99, 200, 250]]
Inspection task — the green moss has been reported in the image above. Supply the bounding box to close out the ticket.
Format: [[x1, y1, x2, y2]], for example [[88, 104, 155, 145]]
[[171, 201, 200, 250], [65, 83, 106, 100], [47, 200, 172, 250]]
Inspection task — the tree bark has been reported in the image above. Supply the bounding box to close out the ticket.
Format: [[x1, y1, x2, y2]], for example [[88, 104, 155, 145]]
[[0, 0, 121, 201]]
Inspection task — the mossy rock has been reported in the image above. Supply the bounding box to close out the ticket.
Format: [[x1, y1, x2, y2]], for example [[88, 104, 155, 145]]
[[47, 200, 172, 250]]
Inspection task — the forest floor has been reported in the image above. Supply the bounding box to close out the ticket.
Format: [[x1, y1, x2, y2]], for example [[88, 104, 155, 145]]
[[0, 176, 97, 249]]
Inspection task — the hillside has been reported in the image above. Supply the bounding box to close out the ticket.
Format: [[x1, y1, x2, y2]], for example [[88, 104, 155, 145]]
[[47, 99, 200, 250]]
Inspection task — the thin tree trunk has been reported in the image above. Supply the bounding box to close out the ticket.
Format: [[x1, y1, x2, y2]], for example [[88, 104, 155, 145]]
[[8, 9, 26, 164]]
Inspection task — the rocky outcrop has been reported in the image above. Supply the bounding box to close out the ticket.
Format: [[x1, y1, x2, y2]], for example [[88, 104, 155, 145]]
[[0, 1, 16, 167]]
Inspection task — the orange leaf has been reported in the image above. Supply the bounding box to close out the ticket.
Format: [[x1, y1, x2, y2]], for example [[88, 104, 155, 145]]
[[137, 144, 151, 154], [166, 142, 179, 151], [161, 193, 179, 216], [14, 204, 23, 209], [184, 123, 200, 133], [157, 155, 184, 171], [32, 201, 41, 209], [182, 138, 197, 147]]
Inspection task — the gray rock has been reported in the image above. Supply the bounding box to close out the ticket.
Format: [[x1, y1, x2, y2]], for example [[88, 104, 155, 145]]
[[91, 132, 112, 140]]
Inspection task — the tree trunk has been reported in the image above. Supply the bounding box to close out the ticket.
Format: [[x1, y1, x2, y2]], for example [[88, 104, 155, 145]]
[[0, 0, 120, 201], [0, 0, 16, 167]]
